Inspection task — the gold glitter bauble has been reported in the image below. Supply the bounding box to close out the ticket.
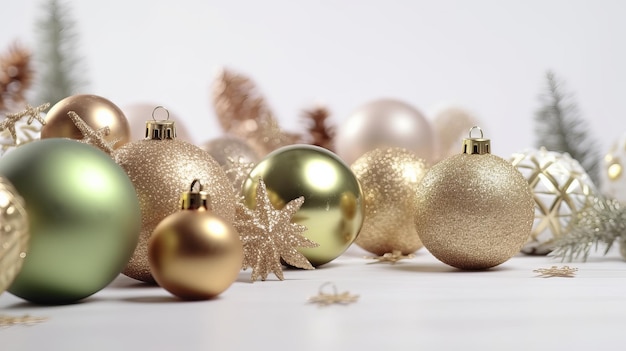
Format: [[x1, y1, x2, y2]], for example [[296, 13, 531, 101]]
[[149, 183, 242, 299], [0, 177, 28, 296], [416, 128, 534, 270], [114, 120, 236, 283], [41, 94, 131, 149], [510, 148, 595, 255], [351, 147, 428, 255], [601, 133, 626, 204], [242, 144, 364, 267]]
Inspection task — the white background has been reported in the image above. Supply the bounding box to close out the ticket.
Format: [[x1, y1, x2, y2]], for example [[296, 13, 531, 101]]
[[1, 0, 626, 158]]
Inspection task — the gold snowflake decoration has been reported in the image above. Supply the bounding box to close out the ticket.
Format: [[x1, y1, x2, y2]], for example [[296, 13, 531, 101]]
[[0, 314, 47, 327], [308, 282, 359, 306], [366, 250, 415, 264], [0, 103, 49, 153], [67, 111, 118, 155], [224, 156, 255, 198], [234, 178, 318, 281], [533, 265, 578, 278]]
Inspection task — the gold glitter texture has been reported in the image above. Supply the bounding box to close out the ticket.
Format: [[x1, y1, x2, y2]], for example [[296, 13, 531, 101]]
[[67, 111, 118, 155], [416, 153, 535, 270], [533, 265, 578, 278], [114, 138, 236, 283], [510, 148, 595, 255], [0, 103, 48, 144], [351, 147, 428, 255], [235, 179, 317, 282], [0, 178, 29, 295]]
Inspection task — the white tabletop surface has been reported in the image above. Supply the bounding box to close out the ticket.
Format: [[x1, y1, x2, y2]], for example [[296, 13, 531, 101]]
[[1, 245, 625, 351]]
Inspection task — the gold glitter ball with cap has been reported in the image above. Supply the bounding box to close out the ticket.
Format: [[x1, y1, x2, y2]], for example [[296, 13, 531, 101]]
[[415, 127, 534, 270], [149, 180, 243, 299], [114, 107, 236, 283], [351, 147, 428, 255]]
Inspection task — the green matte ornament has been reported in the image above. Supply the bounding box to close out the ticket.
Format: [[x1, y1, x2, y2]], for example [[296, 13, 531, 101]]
[[0, 139, 141, 304]]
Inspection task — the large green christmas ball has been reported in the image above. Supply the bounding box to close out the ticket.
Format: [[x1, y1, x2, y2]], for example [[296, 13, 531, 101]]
[[0, 139, 141, 304]]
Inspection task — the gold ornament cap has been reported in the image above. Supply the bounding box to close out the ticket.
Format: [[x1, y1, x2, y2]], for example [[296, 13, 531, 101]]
[[462, 126, 491, 155], [180, 179, 211, 211], [145, 106, 177, 140]]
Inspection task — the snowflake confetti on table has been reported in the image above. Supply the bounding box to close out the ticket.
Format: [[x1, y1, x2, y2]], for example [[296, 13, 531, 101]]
[[533, 265, 578, 278]]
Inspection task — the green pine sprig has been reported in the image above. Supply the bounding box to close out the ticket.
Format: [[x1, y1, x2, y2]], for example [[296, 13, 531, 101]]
[[535, 71, 600, 185], [34, 0, 88, 106], [550, 196, 626, 262]]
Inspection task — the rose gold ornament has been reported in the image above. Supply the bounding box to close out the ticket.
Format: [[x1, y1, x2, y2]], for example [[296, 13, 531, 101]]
[[351, 147, 428, 255], [149, 180, 243, 299], [416, 127, 534, 270], [335, 99, 438, 165], [114, 107, 236, 283], [41, 94, 131, 149]]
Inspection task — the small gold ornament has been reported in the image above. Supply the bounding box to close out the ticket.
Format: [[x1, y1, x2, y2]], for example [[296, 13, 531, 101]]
[[235, 179, 317, 281], [0, 178, 29, 295], [366, 250, 415, 264], [114, 107, 236, 283], [601, 133, 626, 203], [351, 147, 428, 255], [510, 148, 595, 255], [242, 144, 364, 267], [415, 127, 534, 270], [41, 94, 131, 149], [308, 282, 359, 306], [533, 266, 578, 278], [149, 180, 243, 299]]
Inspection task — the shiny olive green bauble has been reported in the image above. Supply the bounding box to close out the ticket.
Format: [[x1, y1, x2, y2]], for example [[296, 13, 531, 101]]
[[0, 139, 141, 304], [242, 144, 364, 266]]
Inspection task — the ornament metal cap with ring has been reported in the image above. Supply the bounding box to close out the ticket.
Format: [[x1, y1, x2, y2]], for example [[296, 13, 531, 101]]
[[462, 126, 491, 155], [148, 179, 243, 300], [415, 126, 535, 270], [145, 106, 176, 140], [179, 179, 211, 211]]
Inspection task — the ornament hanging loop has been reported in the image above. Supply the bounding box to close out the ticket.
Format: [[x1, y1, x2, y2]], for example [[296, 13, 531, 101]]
[[152, 106, 170, 121], [319, 281, 339, 296], [145, 106, 176, 140], [462, 126, 491, 155], [468, 126, 483, 139], [180, 178, 211, 211]]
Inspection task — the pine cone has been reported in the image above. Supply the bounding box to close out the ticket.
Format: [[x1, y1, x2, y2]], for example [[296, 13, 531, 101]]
[[302, 106, 335, 152], [0, 42, 33, 112]]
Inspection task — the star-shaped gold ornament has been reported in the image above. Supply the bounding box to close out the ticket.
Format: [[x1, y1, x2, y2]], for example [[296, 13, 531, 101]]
[[533, 265, 578, 278], [0, 103, 49, 143], [366, 250, 415, 264], [67, 111, 118, 155], [234, 178, 318, 282], [0, 314, 47, 327], [308, 282, 359, 306]]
